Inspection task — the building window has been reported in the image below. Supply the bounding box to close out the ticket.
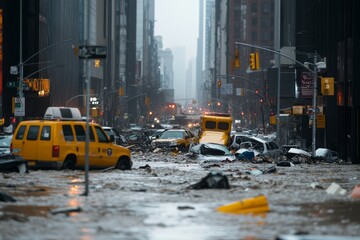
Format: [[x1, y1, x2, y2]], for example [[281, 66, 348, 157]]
[[251, 3, 257, 13], [252, 17, 257, 27], [252, 31, 257, 42], [260, 31, 271, 41], [260, 18, 270, 28], [262, 2, 270, 14]]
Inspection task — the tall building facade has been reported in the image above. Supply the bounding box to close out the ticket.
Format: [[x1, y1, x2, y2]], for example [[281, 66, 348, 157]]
[[196, 0, 204, 104], [1, 0, 82, 126], [0, 0, 146, 128]]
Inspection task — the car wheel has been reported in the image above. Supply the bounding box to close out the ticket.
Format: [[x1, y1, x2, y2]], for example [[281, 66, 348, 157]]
[[116, 157, 131, 170], [62, 156, 76, 170]]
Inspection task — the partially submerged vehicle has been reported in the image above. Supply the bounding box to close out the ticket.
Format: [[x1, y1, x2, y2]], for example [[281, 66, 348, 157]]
[[198, 112, 233, 146], [235, 136, 282, 159], [187, 142, 236, 162], [151, 129, 198, 151], [0, 133, 28, 173]]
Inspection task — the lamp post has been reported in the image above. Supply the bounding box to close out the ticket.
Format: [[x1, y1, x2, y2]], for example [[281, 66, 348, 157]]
[[312, 55, 318, 157]]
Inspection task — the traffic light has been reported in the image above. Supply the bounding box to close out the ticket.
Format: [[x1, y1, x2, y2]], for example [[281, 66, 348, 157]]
[[249, 52, 260, 70], [234, 48, 240, 68], [145, 96, 150, 105], [217, 80, 222, 88], [10, 117, 17, 124], [94, 59, 100, 68]]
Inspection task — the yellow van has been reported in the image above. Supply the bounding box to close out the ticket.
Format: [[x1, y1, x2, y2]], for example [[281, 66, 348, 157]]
[[10, 108, 132, 170], [198, 112, 233, 146]]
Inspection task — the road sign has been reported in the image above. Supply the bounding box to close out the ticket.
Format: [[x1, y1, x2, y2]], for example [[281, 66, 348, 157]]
[[14, 97, 25, 117], [10, 66, 19, 75], [78, 45, 107, 59]]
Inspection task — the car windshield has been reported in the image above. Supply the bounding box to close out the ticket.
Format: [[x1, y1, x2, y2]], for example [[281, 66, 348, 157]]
[[103, 129, 114, 136], [160, 131, 183, 139]]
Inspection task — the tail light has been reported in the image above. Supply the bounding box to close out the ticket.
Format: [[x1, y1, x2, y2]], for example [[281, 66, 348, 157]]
[[52, 145, 60, 158], [10, 143, 13, 153]]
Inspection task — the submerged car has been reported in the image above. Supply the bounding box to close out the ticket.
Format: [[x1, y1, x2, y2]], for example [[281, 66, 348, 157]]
[[0, 134, 28, 173], [187, 142, 236, 162], [0, 134, 12, 155], [150, 129, 166, 140], [229, 133, 252, 151], [150, 129, 198, 151], [235, 136, 281, 159], [102, 126, 126, 145]]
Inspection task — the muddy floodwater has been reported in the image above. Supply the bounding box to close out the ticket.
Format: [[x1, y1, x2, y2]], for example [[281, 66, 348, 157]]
[[1, 152, 360, 240]]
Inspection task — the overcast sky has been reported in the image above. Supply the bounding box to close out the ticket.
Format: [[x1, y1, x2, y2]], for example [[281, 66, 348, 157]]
[[154, 0, 199, 64]]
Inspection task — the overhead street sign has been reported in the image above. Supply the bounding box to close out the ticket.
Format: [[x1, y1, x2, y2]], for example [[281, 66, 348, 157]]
[[77, 45, 107, 59]]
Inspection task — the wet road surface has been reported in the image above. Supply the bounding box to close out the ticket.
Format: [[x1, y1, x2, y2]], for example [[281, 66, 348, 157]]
[[1, 152, 360, 240]]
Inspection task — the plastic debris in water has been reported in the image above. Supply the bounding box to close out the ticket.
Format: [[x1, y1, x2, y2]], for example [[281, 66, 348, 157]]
[[326, 182, 347, 195], [216, 195, 270, 214]]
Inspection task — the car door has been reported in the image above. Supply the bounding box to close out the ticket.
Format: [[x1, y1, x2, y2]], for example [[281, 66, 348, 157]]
[[23, 125, 40, 161], [94, 125, 117, 168], [73, 124, 97, 167], [36, 125, 53, 162], [268, 141, 280, 158]]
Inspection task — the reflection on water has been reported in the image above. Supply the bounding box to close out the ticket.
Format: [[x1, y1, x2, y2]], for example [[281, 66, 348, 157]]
[[1, 205, 53, 218], [79, 227, 97, 240], [299, 200, 360, 224], [139, 202, 268, 240]]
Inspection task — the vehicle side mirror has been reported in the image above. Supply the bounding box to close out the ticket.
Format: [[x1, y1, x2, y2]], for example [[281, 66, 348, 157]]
[[109, 135, 115, 143]]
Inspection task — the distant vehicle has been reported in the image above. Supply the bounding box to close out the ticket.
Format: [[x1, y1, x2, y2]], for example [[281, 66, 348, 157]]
[[236, 136, 281, 159], [0, 133, 28, 173], [150, 129, 198, 151], [0, 134, 12, 155], [102, 126, 126, 145], [315, 148, 339, 161], [188, 142, 236, 162], [150, 129, 166, 140], [229, 133, 252, 151], [198, 112, 233, 146]]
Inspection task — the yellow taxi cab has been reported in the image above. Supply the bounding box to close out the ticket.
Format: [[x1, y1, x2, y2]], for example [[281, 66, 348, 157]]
[[198, 112, 233, 146], [10, 107, 132, 170]]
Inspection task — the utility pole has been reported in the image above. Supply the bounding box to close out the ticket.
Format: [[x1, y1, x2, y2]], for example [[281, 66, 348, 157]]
[[312, 55, 318, 157], [18, 0, 23, 121], [274, 0, 281, 146]]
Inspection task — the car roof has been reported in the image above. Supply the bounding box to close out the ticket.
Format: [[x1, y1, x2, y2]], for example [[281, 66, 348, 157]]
[[250, 136, 269, 143], [164, 129, 187, 132]]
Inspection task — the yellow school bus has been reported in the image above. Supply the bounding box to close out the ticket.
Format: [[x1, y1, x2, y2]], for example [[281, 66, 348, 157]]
[[198, 112, 233, 146]]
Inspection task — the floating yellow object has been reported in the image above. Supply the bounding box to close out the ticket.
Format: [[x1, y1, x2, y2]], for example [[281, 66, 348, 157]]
[[216, 195, 270, 214]]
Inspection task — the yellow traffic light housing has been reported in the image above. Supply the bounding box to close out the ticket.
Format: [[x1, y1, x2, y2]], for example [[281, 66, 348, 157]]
[[249, 52, 260, 70], [234, 48, 240, 68]]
